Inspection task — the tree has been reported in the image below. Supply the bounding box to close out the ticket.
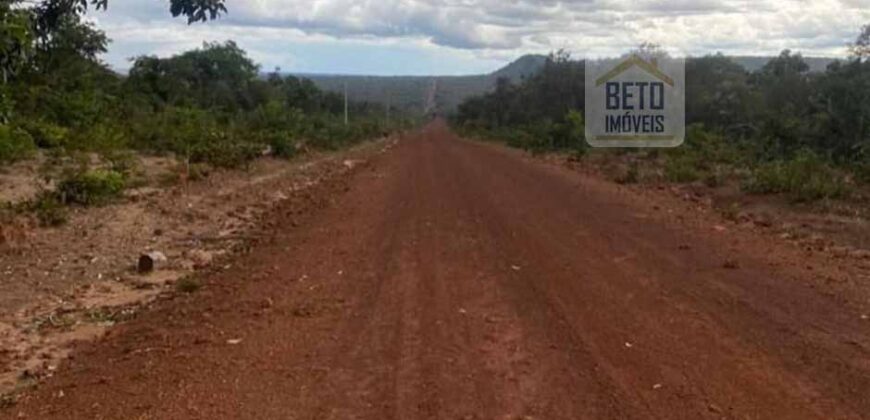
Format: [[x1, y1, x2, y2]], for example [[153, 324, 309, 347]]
[[0, 4, 32, 83], [850, 24, 870, 60], [1, 0, 227, 121], [33, 0, 226, 38], [685, 54, 758, 134], [127, 41, 260, 112]]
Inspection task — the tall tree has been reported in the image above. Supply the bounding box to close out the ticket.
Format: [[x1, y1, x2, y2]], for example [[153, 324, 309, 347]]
[[849, 24, 870, 60]]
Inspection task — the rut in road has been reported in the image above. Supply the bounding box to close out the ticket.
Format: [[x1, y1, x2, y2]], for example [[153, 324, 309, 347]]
[[4, 121, 870, 419]]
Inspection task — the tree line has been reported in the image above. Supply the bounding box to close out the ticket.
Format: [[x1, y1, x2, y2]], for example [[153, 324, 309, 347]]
[[0, 1, 410, 226], [0, 0, 406, 167], [452, 29, 870, 201]]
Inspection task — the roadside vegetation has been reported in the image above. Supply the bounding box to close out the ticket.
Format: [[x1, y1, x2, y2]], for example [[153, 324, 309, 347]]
[[0, 1, 411, 227], [452, 30, 870, 203]]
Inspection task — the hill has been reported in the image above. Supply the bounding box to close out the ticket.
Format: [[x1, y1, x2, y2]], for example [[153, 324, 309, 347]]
[[294, 54, 547, 116]]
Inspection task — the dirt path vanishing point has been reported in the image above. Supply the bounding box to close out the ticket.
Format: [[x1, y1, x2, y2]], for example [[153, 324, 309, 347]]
[[3, 120, 870, 419]]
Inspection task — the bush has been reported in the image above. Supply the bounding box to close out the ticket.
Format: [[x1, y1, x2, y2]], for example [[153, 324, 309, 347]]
[[743, 150, 851, 202], [18, 119, 69, 149], [190, 136, 262, 169], [0, 125, 36, 164], [31, 192, 68, 227], [661, 125, 739, 184], [67, 122, 128, 154], [57, 169, 126, 206], [257, 130, 297, 159], [664, 156, 702, 183], [176, 277, 201, 293]]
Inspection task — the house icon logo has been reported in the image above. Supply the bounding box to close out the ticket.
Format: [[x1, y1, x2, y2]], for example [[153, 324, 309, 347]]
[[585, 53, 685, 148]]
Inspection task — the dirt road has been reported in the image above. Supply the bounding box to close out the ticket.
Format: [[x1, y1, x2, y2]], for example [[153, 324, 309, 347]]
[[4, 121, 870, 419]]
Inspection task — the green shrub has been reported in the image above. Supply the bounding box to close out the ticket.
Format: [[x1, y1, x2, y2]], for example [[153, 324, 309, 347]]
[[57, 169, 126, 206], [176, 277, 201, 293], [0, 125, 36, 164], [743, 150, 851, 202], [67, 122, 128, 154], [31, 192, 68, 227], [190, 136, 262, 169], [664, 156, 702, 183], [102, 149, 138, 178], [258, 130, 297, 159], [18, 119, 69, 149]]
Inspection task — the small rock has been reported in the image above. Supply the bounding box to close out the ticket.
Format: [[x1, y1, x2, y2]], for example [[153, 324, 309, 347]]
[[226, 339, 242, 345], [723, 259, 739, 269], [511, 265, 521, 271], [137, 251, 167, 274], [652, 383, 662, 390], [188, 249, 214, 269]]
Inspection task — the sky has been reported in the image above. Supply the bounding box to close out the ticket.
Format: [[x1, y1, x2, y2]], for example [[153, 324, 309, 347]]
[[90, 0, 870, 76]]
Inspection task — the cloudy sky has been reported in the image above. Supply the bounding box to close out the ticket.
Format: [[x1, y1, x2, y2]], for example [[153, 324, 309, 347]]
[[90, 0, 870, 76]]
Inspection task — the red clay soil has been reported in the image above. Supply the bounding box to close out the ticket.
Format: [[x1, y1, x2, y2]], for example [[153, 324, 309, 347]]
[[3, 120, 870, 419]]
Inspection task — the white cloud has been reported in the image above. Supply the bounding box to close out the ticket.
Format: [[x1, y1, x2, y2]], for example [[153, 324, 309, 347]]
[[91, 0, 870, 73]]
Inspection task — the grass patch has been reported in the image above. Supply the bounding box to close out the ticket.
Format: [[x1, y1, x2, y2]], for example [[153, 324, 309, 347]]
[[57, 169, 126, 206], [743, 150, 851, 202], [664, 156, 702, 183], [30, 192, 68, 227], [176, 277, 201, 294], [0, 125, 36, 164]]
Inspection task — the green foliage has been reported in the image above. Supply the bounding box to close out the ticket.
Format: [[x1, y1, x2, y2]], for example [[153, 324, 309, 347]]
[[453, 38, 870, 199], [743, 150, 852, 202], [0, 4, 33, 94], [176, 277, 201, 293], [190, 136, 262, 169], [0, 2, 410, 234], [662, 125, 741, 183], [454, 51, 583, 137], [30, 191, 67, 226], [0, 124, 36, 163], [262, 131, 298, 159], [57, 168, 125, 206], [17, 119, 68, 148], [67, 122, 127, 153], [664, 157, 702, 183], [126, 41, 260, 112]]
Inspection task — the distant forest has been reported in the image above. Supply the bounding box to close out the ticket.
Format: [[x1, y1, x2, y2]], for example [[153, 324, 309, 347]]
[[450, 29, 870, 201], [298, 55, 837, 116]]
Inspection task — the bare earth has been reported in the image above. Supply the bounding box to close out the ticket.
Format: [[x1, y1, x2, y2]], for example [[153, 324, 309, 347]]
[[3, 121, 870, 419]]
